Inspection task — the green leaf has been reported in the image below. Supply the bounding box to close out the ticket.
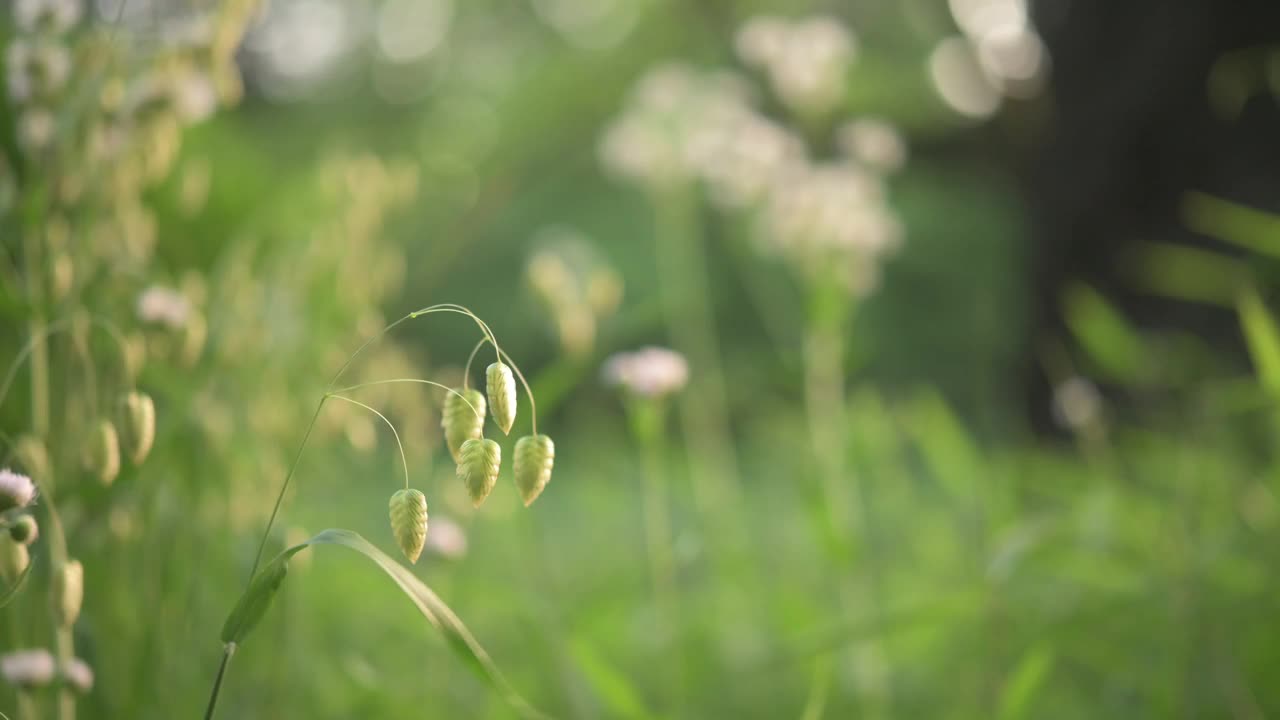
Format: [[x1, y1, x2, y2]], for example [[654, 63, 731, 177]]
[[568, 637, 651, 719], [0, 557, 32, 609], [1062, 284, 1146, 383], [222, 528, 549, 719], [1238, 287, 1280, 394], [997, 645, 1055, 720], [1183, 192, 1280, 260]]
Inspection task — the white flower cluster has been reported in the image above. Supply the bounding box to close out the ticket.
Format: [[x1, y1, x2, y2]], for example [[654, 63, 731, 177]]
[[602, 347, 689, 398], [758, 160, 902, 294], [0, 469, 37, 510], [735, 15, 856, 117], [6, 0, 81, 152], [930, 0, 1048, 118], [601, 14, 906, 297]]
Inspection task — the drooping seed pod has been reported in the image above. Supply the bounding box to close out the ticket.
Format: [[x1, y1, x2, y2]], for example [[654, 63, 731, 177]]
[[83, 419, 120, 485], [51, 559, 83, 628], [220, 553, 290, 646], [118, 391, 156, 465], [513, 435, 555, 507], [442, 388, 485, 463], [0, 538, 29, 582], [13, 435, 50, 485], [9, 515, 37, 545], [486, 362, 517, 435], [388, 488, 428, 564], [457, 438, 501, 507]]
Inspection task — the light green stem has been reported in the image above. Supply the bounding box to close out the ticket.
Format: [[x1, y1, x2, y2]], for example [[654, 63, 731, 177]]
[[629, 398, 682, 710], [652, 184, 742, 525], [326, 394, 410, 490], [802, 276, 894, 719]]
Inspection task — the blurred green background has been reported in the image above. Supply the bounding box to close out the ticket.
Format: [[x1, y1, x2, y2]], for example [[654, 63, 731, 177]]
[[4, 0, 1280, 718]]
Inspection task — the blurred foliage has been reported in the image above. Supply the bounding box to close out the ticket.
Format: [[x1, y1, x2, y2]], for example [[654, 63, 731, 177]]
[[2, 0, 1280, 719]]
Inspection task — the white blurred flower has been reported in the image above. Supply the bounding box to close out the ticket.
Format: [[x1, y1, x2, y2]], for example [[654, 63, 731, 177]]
[[602, 347, 689, 398], [838, 118, 908, 173], [14, 0, 81, 33], [735, 15, 856, 115], [598, 63, 757, 187], [16, 108, 56, 152], [60, 657, 93, 693], [0, 469, 36, 510], [136, 286, 191, 329], [424, 515, 467, 559], [7, 41, 71, 103], [1052, 377, 1102, 432], [0, 649, 55, 688], [758, 160, 902, 295], [172, 71, 219, 124]]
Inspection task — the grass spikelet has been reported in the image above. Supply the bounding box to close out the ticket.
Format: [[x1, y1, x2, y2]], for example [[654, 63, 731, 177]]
[[486, 362, 517, 435], [458, 438, 501, 507], [389, 488, 428, 564], [443, 388, 485, 463], [513, 435, 554, 507]]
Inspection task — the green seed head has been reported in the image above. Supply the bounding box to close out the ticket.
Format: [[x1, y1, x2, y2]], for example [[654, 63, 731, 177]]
[[513, 435, 555, 507], [457, 438, 501, 507], [13, 435, 50, 485], [0, 538, 29, 583], [442, 388, 486, 463], [220, 554, 290, 646], [119, 391, 156, 465], [486, 362, 517, 435], [9, 515, 37, 545], [51, 559, 83, 629], [389, 488, 429, 564], [83, 419, 120, 485]]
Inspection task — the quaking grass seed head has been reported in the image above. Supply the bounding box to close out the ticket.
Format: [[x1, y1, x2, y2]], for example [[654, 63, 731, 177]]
[[119, 391, 156, 465], [457, 438, 501, 507], [513, 434, 555, 507], [51, 559, 83, 628], [0, 538, 29, 582], [9, 515, 37, 545], [12, 435, 50, 485], [486, 362, 517, 435], [442, 388, 485, 463], [388, 488, 428, 564], [84, 419, 120, 485]]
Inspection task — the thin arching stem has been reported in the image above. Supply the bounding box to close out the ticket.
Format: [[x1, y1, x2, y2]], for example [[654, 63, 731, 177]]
[[462, 338, 487, 391], [330, 378, 482, 421], [247, 398, 326, 579], [463, 338, 540, 435], [497, 348, 538, 436], [327, 394, 410, 490]]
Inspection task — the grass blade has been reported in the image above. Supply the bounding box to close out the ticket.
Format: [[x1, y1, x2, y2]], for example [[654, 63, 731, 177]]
[[284, 528, 551, 719], [0, 558, 32, 609]]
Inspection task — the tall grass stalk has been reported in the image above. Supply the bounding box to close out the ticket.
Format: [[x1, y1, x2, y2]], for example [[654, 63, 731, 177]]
[[802, 275, 894, 718], [626, 396, 683, 708], [652, 186, 743, 527]]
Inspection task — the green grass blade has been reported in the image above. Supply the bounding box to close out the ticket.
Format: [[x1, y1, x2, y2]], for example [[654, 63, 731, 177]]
[[1238, 288, 1280, 394], [997, 645, 1055, 720], [0, 558, 33, 609], [1062, 284, 1146, 383], [568, 636, 651, 719], [294, 529, 552, 720]]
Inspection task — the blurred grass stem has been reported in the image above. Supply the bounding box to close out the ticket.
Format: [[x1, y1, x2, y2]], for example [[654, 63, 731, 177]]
[[627, 397, 683, 709], [651, 184, 743, 539]]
